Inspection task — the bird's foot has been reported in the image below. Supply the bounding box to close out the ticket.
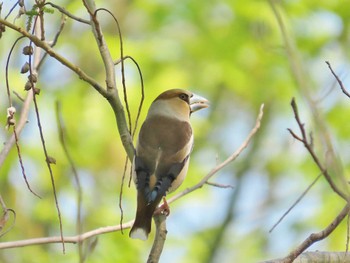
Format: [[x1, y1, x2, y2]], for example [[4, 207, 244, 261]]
[[154, 197, 170, 216]]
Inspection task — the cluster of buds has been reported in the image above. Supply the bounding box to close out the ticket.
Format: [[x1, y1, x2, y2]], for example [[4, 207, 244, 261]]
[[5, 106, 16, 129], [21, 46, 40, 95]]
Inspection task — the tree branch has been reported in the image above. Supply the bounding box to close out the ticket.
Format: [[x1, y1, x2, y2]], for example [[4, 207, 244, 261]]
[[262, 251, 350, 263], [168, 103, 265, 204], [0, 104, 264, 251], [0, 18, 107, 97], [325, 61, 350, 98], [146, 104, 264, 262], [289, 98, 348, 201], [0, 221, 134, 249]]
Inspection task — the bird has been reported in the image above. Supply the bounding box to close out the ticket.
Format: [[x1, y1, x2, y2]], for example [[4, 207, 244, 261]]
[[129, 89, 209, 240]]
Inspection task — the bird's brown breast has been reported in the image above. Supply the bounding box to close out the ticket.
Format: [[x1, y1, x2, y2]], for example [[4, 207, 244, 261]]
[[137, 115, 192, 178]]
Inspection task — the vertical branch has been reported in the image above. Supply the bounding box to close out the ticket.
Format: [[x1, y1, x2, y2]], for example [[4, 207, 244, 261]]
[[83, 0, 134, 160], [3, 35, 40, 197], [28, 16, 65, 252], [55, 102, 83, 261], [147, 214, 167, 263]]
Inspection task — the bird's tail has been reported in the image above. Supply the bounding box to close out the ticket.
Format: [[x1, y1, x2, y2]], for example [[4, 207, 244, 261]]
[[129, 193, 157, 240]]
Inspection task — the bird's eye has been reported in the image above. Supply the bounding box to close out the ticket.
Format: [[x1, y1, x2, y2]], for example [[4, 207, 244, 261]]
[[179, 93, 189, 102]]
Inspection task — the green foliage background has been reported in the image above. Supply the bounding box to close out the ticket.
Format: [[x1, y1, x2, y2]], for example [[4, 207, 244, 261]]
[[1, 0, 350, 262]]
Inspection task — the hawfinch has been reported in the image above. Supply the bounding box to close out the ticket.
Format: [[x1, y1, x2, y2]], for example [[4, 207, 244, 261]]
[[129, 89, 209, 240]]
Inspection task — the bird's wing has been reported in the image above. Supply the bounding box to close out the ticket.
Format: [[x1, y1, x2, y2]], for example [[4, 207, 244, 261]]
[[135, 115, 193, 203]]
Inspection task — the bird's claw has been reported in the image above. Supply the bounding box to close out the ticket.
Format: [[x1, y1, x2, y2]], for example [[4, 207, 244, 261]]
[[154, 197, 170, 216]]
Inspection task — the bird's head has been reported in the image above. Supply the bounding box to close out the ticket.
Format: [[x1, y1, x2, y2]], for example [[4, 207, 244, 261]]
[[148, 89, 209, 120]]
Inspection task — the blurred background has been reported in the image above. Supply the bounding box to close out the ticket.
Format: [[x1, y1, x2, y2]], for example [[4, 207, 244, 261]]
[[1, 0, 350, 262]]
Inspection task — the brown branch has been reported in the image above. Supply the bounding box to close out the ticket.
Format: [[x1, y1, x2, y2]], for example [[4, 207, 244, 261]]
[[0, 15, 135, 159], [289, 98, 348, 201], [0, 91, 33, 168], [262, 251, 350, 263], [0, 104, 264, 252], [114, 55, 145, 139], [280, 203, 350, 263], [168, 104, 264, 204], [205, 181, 234, 189], [0, 18, 107, 97], [82, 0, 135, 160], [0, 221, 134, 249], [28, 17, 65, 252], [56, 101, 83, 260], [325, 61, 350, 98], [37, 14, 67, 71], [45, 2, 90, 25], [147, 214, 167, 263], [269, 173, 322, 233], [147, 104, 264, 261]]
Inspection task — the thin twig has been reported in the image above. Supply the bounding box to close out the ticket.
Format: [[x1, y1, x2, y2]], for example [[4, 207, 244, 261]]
[[119, 156, 129, 235], [0, 104, 265, 251], [269, 173, 322, 233], [45, 2, 90, 25], [290, 98, 348, 201], [168, 104, 265, 204], [37, 14, 67, 71], [205, 181, 234, 189], [5, 36, 26, 106], [0, 92, 33, 167], [0, 208, 16, 238], [13, 127, 41, 198], [325, 61, 350, 98], [4, 0, 19, 20], [114, 55, 145, 139], [28, 17, 65, 252], [0, 221, 134, 249], [0, 18, 107, 97], [280, 203, 350, 263], [56, 101, 83, 260], [95, 8, 132, 134]]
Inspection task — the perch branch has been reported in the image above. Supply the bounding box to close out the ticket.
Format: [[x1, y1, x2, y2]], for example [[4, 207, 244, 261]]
[[148, 104, 264, 262], [147, 214, 167, 263]]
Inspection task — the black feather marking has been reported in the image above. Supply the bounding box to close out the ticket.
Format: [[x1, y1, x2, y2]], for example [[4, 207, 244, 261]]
[[134, 155, 151, 195], [146, 155, 190, 204]]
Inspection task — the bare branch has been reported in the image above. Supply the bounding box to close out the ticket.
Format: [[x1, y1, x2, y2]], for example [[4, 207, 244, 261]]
[[0, 92, 33, 167], [326, 61, 350, 98], [262, 251, 350, 263], [289, 98, 348, 201], [147, 214, 167, 263], [281, 203, 350, 263], [28, 17, 65, 252], [144, 104, 264, 261], [0, 221, 134, 249], [0, 102, 263, 250], [0, 18, 107, 97], [205, 181, 234, 189], [56, 101, 83, 260], [168, 103, 264, 204], [45, 2, 90, 25], [269, 173, 322, 233], [114, 55, 145, 139]]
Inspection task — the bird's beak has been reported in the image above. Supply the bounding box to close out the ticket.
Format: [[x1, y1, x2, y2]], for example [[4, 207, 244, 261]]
[[190, 93, 209, 114]]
